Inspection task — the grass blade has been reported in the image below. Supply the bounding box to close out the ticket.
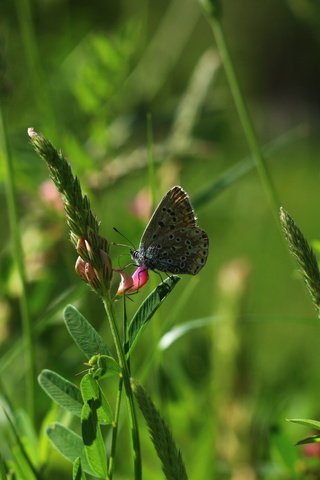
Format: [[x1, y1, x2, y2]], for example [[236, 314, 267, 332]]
[[132, 381, 188, 480], [158, 315, 218, 350], [3, 409, 40, 479], [296, 435, 320, 445], [288, 418, 320, 430], [0, 102, 35, 423], [193, 126, 305, 209]]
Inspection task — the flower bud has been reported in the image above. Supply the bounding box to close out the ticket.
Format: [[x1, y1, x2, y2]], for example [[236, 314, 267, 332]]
[[75, 237, 113, 292], [75, 256, 99, 289], [76, 237, 88, 257]]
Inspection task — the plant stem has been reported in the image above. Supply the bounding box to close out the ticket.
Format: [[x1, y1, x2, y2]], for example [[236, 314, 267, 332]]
[[147, 113, 157, 209], [0, 109, 35, 423], [108, 296, 128, 479], [102, 295, 142, 480], [205, 11, 280, 220], [108, 376, 123, 479], [146, 116, 162, 365]]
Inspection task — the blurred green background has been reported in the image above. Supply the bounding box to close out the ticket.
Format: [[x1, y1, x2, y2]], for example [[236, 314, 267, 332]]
[[1, 0, 320, 478]]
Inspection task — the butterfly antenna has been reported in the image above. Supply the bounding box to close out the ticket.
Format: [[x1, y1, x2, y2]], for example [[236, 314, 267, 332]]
[[113, 227, 136, 250]]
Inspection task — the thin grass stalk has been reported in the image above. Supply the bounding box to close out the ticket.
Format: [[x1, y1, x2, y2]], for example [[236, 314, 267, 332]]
[[146, 114, 163, 370], [0, 110, 35, 423], [14, 0, 56, 136], [201, 3, 280, 221], [147, 113, 157, 209], [168, 49, 220, 152], [108, 376, 123, 479], [102, 295, 142, 480], [4, 409, 41, 479]]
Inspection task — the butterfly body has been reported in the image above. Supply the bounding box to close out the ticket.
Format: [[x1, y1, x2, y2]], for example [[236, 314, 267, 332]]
[[131, 186, 209, 275]]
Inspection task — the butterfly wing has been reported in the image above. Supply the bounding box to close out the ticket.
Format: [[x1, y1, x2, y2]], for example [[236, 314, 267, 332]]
[[138, 186, 196, 250], [144, 226, 209, 275], [136, 185, 209, 275]]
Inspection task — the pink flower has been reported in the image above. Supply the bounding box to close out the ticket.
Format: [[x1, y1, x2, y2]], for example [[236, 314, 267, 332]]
[[116, 266, 149, 295], [129, 188, 152, 221], [39, 179, 64, 212], [131, 266, 149, 290], [302, 441, 320, 458]]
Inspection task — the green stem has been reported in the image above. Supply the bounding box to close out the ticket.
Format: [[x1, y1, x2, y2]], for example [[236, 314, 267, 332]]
[[108, 376, 123, 479], [147, 113, 157, 208], [102, 295, 142, 480], [0, 109, 35, 423], [205, 11, 280, 220], [108, 295, 128, 479]]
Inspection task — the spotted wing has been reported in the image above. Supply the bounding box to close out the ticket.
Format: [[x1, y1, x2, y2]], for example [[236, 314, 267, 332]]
[[144, 226, 209, 275], [139, 185, 197, 250], [137, 185, 209, 275]]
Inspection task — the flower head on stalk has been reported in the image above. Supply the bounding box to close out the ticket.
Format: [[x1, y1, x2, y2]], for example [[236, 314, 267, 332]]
[[28, 128, 112, 295]]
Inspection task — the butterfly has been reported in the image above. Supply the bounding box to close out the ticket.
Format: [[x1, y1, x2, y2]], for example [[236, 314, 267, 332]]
[[131, 186, 209, 275]]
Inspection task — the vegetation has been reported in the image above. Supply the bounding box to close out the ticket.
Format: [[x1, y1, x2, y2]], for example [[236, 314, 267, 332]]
[[1, 0, 320, 478]]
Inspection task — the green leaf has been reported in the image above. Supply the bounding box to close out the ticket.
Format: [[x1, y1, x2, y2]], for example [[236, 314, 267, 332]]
[[64, 305, 111, 359], [127, 276, 180, 357], [73, 457, 87, 480], [80, 374, 113, 425], [287, 418, 320, 430], [38, 369, 83, 417], [296, 435, 320, 445], [46, 423, 95, 476], [81, 402, 108, 478]]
